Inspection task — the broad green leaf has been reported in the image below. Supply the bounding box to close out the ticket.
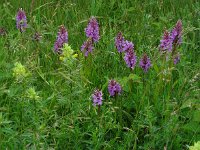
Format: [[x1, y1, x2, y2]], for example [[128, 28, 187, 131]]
[[128, 74, 141, 82], [180, 99, 193, 109], [182, 121, 200, 133], [193, 110, 200, 122]]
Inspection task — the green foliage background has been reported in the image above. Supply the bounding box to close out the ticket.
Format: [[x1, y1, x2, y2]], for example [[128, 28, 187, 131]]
[[0, 0, 200, 149]]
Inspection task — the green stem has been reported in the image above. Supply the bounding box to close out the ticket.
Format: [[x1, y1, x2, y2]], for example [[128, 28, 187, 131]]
[[141, 72, 146, 110], [98, 105, 101, 116]]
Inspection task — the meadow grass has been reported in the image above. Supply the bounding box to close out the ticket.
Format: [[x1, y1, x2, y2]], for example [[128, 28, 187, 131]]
[[0, 0, 200, 149]]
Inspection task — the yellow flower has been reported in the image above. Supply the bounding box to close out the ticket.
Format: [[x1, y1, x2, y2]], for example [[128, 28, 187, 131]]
[[59, 44, 77, 63], [59, 56, 64, 61], [73, 54, 78, 58], [12, 62, 28, 81], [190, 141, 200, 150], [26, 87, 40, 100]]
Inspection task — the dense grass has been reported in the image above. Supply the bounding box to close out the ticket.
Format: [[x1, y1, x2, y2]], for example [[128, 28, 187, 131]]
[[0, 0, 200, 149]]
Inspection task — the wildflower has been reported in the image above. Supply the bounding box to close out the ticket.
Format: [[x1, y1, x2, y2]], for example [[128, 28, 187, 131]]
[[16, 8, 27, 32], [115, 32, 125, 53], [139, 54, 151, 72], [123, 40, 134, 52], [26, 87, 40, 100], [81, 38, 94, 57], [54, 25, 68, 54], [189, 141, 200, 150], [173, 53, 180, 65], [171, 20, 182, 46], [59, 56, 64, 61], [12, 62, 28, 81], [32, 32, 42, 41], [72, 54, 78, 58], [85, 17, 100, 42], [124, 49, 137, 70], [59, 43, 77, 63], [62, 44, 73, 57], [92, 89, 103, 106], [108, 80, 122, 97], [159, 30, 172, 52]]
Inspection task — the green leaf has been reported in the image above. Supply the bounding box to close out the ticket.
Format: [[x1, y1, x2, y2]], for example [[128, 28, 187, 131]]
[[116, 74, 141, 92], [126, 7, 135, 12], [182, 121, 200, 133], [118, 76, 129, 92], [193, 110, 200, 122], [102, 79, 109, 91], [180, 99, 193, 109], [128, 74, 141, 82], [181, 99, 200, 109], [153, 64, 159, 73]]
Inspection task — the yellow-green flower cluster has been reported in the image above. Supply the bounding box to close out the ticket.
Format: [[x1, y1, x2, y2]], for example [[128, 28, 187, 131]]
[[26, 87, 40, 100], [12, 62, 28, 81], [189, 141, 200, 150], [59, 43, 78, 63]]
